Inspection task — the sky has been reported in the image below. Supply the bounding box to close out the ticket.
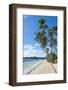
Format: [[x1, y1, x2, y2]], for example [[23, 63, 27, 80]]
[[23, 15, 57, 57]]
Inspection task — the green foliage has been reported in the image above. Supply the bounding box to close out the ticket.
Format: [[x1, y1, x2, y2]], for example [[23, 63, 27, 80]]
[[47, 53, 57, 63], [35, 17, 48, 49], [38, 17, 46, 25], [35, 31, 47, 48], [35, 17, 57, 63], [38, 17, 48, 30]]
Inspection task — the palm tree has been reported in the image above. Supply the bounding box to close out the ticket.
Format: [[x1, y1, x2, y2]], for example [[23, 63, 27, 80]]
[[48, 26, 57, 54], [35, 17, 48, 54], [48, 26, 57, 72], [35, 17, 57, 73], [53, 26, 57, 55], [38, 17, 48, 31]]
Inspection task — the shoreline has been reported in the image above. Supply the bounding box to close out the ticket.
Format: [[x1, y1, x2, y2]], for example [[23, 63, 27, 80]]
[[24, 60, 44, 74], [24, 60, 57, 74]]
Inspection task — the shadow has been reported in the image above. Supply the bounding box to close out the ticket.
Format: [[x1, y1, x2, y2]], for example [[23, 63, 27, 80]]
[[4, 82, 9, 85]]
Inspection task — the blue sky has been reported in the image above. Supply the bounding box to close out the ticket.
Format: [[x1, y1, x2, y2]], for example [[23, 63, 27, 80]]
[[23, 15, 57, 57]]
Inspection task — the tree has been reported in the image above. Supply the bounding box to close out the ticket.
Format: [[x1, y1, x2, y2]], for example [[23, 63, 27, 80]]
[[48, 26, 57, 55], [35, 17, 57, 72], [35, 17, 48, 54]]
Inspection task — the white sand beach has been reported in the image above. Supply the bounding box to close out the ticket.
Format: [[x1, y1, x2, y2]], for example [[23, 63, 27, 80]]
[[25, 60, 57, 74]]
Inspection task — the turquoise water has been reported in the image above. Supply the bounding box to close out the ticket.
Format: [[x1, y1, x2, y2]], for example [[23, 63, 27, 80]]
[[23, 58, 46, 71]]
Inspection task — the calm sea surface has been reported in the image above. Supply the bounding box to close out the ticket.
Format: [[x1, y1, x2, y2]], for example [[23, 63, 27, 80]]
[[23, 58, 46, 71]]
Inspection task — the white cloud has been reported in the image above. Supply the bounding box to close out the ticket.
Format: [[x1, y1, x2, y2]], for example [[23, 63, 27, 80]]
[[23, 44, 46, 57], [34, 43, 40, 47], [24, 44, 35, 50]]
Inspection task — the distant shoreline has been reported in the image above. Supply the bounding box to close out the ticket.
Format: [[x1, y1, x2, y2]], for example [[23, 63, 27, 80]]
[[23, 57, 47, 59]]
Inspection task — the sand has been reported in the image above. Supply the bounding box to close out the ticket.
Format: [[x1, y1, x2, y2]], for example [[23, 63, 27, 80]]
[[27, 60, 57, 74]]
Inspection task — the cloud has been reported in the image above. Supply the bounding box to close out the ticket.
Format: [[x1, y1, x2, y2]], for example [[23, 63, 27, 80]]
[[24, 44, 35, 50], [34, 43, 40, 47], [23, 44, 46, 57]]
